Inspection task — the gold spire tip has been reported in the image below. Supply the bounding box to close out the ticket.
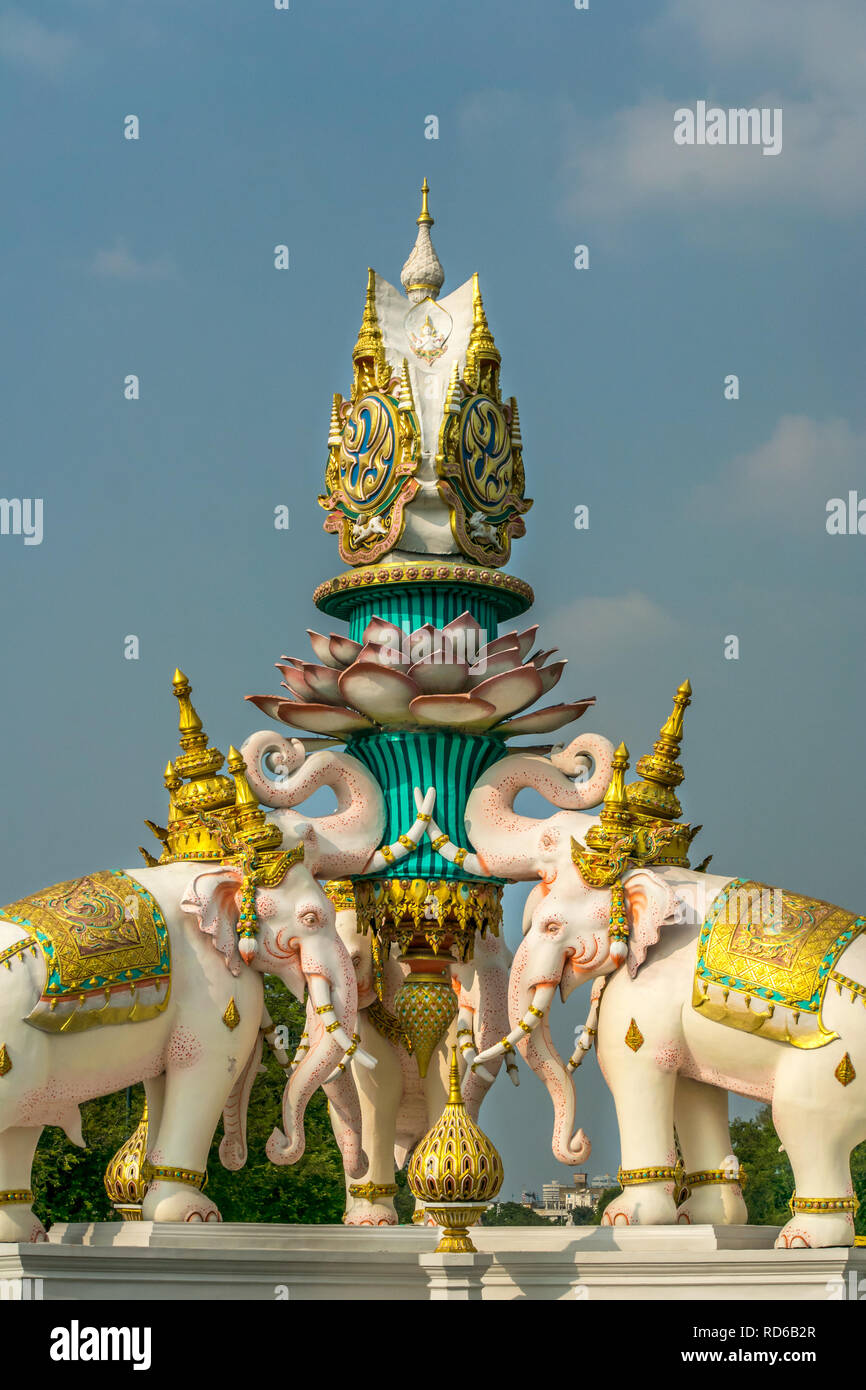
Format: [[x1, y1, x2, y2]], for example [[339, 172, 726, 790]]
[[447, 1045, 462, 1105], [417, 178, 433, 226]]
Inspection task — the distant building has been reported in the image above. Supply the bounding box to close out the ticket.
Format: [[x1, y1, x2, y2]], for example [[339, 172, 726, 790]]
[[526, 1172, 610, 1221]]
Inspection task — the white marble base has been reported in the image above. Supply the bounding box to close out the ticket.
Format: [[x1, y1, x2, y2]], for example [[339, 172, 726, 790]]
[[0, 1223, 863, 1300]]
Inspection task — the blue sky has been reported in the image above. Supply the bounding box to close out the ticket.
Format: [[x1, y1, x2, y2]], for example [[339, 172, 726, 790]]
[[0, 0, 864, 1197]]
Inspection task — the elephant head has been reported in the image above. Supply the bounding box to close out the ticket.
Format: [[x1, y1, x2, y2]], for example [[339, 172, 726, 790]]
[[179, 832, 370, 1175], [241, 731, 435, 877], [463, 733, 616, 881], [474, 860, 680, 1164]]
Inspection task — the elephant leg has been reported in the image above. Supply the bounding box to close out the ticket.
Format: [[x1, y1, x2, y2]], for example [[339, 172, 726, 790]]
[[600, 1056, 679, 1227], [673, 1078, 747, 1226], [142, 1072, 230, 1224], [0, 1126, 46, 1242], [343, 1015, 402, 1227], [772, 1049, 866, 1249]]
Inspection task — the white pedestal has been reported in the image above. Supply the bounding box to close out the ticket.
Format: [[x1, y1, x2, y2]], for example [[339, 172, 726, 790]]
[[0, 1223, 863, 1300]]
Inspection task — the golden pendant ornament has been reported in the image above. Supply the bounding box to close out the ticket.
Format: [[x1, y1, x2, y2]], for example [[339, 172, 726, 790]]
[[625, 1019, 644, 1052], [222, 997, 241, 1031], [0, 1045, 11, 1077], [835, 1052, 856, 1087], [393, 968, 457, 1078], [408, 1048, 503, 1253]]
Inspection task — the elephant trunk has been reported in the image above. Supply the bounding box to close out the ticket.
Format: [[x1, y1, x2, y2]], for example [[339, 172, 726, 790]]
[[240, 733, 386, 878], [266, 942, 363, 1167], [465, 734, 615, 879], [219, 1031, 264, 1171], [499, 941, 591, 1164]]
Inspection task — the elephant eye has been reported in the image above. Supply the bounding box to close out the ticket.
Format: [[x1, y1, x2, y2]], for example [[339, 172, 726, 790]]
[[299, 909, 323, 929], [541, 918, 564, 936]]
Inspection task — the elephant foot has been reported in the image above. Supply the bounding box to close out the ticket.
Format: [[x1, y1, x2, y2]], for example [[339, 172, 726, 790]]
[[775, 1212, 854, 1249], [0, 1204, 47, 1243], [676, 1189, 748, 1226], [142, 1183, 222, 1224], [344, 1199, 397, 1227], [601, 1186, 678, 1227]]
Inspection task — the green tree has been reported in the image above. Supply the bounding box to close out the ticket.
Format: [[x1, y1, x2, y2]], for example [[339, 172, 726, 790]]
[[32, 980, 347, 1225], [482, 1201, 556, 1226]]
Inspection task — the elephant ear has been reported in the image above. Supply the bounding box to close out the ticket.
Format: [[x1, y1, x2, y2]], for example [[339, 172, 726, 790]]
[[180, 865, 245, 977], [623, 869, 679, 979]]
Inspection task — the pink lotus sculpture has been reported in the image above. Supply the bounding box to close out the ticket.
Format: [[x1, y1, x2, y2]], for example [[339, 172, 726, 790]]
[[247, 612, 594, 738]]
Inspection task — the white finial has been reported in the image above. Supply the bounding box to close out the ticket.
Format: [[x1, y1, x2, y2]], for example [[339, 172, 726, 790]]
[[401, 179, 445, 304]]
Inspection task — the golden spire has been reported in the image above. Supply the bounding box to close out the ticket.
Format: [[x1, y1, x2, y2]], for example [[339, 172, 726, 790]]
[[396, 358, 415, 413], [626, 679, 698, 867], [173, 669, 204, 751], [228, 745, 257, 810], [417, 176, 433, 226], [227, 745, 283, 854], [352, 269, 387, 394], [327, 393, 342, 447], [586, 743, 635, 853], [464, 273, 501, 396]]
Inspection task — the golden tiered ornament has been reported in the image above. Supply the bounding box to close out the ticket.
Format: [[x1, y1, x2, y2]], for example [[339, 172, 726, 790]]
[[408, 1047, 503, 1252], [103, 1101, 149, 1221]]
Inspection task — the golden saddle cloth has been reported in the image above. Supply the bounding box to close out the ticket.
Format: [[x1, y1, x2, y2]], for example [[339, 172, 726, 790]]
[[693, 879, 866, 1049], [0, 871, 171, 1034]]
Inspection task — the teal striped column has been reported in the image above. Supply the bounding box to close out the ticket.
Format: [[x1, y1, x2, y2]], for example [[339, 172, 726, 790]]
[[347, 729, 506, 882]]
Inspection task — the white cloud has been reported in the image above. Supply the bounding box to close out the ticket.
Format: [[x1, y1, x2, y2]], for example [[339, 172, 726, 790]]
[[686, 415, 864, 528], [0, 11, 81, 76], [563, 0, 866, 220], [90, 242, 178, 282], [539, 591, 678, 665]]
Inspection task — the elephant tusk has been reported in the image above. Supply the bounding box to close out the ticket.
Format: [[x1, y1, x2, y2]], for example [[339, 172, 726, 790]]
[[412, 786, 493, 879], [323, 1031, 372, 1083], [474, 983, 557, 1066], [307, 975, 378, 1072], [366, 787, 437, 872]]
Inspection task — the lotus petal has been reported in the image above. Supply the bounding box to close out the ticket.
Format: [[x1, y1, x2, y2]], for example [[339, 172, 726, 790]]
[[470, 666, 544, 720], [465, 648, 522, 687], [441, 611, 484, 663], [264, 700, 375, 735], [339, 663, 419, 723], [495, 699, 596, 736], [300, 663, 343, 704], [408, 654, 470, 694], [514, 625, 540, 660], [306, 630, 343, 670], [536, 658, 567, 696], [527, 648, 558, 669], [245, 694, 290, 721], [477, 629, 535, 662], [329, 634, 363, 667], [362, 618, 405, 649], [408, 694, 497, 729], [405, 623, 438, 664], [356, 641, 411, 673], [276, 664, 316, 701]]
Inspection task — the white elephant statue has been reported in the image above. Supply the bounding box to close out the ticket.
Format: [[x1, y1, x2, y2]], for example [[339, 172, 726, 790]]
[[310, 894, 516, 1226], [0, 824, 362, 1241], [470, 728, 866, 1250]]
